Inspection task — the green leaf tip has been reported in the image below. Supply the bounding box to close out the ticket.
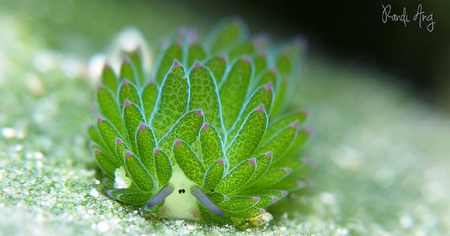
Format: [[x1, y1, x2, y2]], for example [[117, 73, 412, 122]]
[[88, 18, 310, 227]]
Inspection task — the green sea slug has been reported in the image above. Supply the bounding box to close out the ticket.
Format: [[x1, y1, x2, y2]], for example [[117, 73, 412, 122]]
[[88, 19, 310, 227]]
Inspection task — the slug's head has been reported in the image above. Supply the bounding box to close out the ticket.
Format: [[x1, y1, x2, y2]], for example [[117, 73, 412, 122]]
[[143, 164, 223, 220], [144, 183, 224, 218]]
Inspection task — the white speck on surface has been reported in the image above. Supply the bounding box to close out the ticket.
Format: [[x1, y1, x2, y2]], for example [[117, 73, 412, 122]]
[[250, 212, 273, 226], [88, 54, 106, 83], [174, 220, 183, 227], [336, 227, 349, 235], [90, 188, 100, 198], [0, 169, 5, 181], [15, 129, 25, 139], [34, 152, 44, 159], [97, 221, 110, 233], [282, 212, 288, 220], [36, 161, 43, 168], [332, 146, 360, 170], [33, 98, 58, 124], [1, 127, 16, 139], [399, 213, 414, 229], [320, 192, 337, 205], [60, 55, 85, 78], [13, 144, 23, 152], [114, 27, 145, 52], [413, 205, 437, 228], [261, 213, 273, 223], [26, 73, 45, 95], [107, 27, 153, 74]]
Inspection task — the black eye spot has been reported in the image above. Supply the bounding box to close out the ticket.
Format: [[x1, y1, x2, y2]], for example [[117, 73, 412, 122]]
[[178, 189, 186, 194]]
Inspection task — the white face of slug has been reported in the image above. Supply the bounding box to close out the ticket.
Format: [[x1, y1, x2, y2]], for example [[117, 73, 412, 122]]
[[159, 164, 200, 220]]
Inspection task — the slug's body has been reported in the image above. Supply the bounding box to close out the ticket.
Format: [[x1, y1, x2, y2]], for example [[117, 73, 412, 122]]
[[89, 19, 310, 227]]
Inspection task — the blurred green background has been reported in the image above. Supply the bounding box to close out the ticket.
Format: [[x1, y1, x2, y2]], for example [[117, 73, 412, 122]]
[[4, 0, 450, 110], [1, 0, 449, 235]]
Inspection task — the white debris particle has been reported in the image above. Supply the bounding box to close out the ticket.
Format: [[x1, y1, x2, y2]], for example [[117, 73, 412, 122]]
[[282, 212, 288, 220], [13, 144, 23, 152], [35, 213, 47, 224], [174, 220, 183, 227], [25, 152, 44, 160], [41, 196, 56, 208], [100, 27, 153, 77], [97, 221, 109, 233], [336, 227, 349, 235], [36, 161, 43, 168], [400, 213, 414, 229], [113, 28, 146, 52], [25, 152, 33, 159], [33, 98, 58, 124], [332, 146, 361, 170], [15, 129, 25, 139], [1, 127, 16, 139], [88, 54, 106, 83], [320, 192, 337, 205], [187, 225, 195, 231], [114, 166, 132, 189], [262, 212, 273, 222], [250, 212, 273, 226], [60, 55, 84, 78], [0, 169, 5, 181], [26, 73, 45, 95], [90, 188, 100, 198], [34, 152, 44, 159]]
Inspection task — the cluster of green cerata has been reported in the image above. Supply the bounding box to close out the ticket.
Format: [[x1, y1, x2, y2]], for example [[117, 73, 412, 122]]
[[88, 19, 310, 227]]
